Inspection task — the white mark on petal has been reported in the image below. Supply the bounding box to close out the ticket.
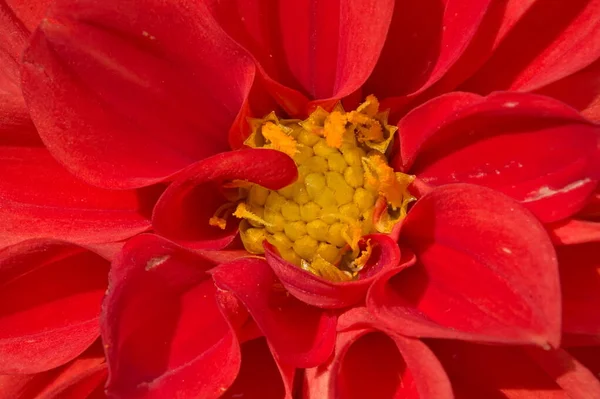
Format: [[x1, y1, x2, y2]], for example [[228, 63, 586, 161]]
[[145, 255, 170, 271], [504, 101, 519, 108], [142, 31, 156, 40], [502, 247, 512, 254], [524, 178, 592, 202]]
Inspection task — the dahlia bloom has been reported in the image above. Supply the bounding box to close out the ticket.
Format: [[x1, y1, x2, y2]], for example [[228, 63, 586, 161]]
[[1, 0, 600, 398]]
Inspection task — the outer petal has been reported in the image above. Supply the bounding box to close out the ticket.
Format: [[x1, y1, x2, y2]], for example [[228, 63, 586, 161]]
[[366, 0, 492, 98], [21, 0, 256, 189], [0, 341, 107, 399], [102, 234, 245, 399], [212, 257, 336, 368], [430, 340, 600, 398], [264, 234, 403, 309], [394, 92, 599, 223], [0, 145, 154, 248], [0, 240, 108, 374], [460, 0, 600, 93], [303, 308, 452, 399], [153, 149, 297, 250], [222, 338, 295, 399], [368, 184, 561, 346], [208, 0, 394, 115], [558, 242, 600, 337]]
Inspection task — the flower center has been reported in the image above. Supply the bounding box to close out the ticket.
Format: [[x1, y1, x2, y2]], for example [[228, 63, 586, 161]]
[[212, 96, 415, 282]]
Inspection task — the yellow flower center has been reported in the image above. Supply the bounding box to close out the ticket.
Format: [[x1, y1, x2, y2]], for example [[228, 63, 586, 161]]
[[213, 96, 415, 282]]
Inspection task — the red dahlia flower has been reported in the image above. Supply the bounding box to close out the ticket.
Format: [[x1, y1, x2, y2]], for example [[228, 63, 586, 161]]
[[1, 0, 600, 398]]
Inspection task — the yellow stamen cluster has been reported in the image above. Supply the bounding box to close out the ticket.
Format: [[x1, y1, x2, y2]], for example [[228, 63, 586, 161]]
[[218, 96, 415, 282]]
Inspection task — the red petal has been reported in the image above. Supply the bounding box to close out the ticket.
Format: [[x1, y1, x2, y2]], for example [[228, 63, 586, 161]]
[[431, 340, 600, 398], [212, 258, 336, 368], [303, 309, 452, 399], [366, 0, 492, 98], [153, 149, 297, 249], [0, 240, 108, 374], [0, 146, 152, 247], [534, 57, 600, 122], [558, 242, 600, 337], [222, 338, 294, 399], [0, 341, 107, 399], [21, 0, 255, 189], [264, 234, 402, 309], [102, 234, 243, 398], [547, 219, 600, 245], [209, 0, 394, 115], [368, 184, 561, 346], [460, 0, 600, 93], [394, 91, 599, 223]]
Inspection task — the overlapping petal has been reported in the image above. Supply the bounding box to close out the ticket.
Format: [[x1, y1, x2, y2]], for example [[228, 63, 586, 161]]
[[0, 240, 108, 374], [368, 184, 561, 346], [208, 0, 394, 115], [102, 234, 245, 398], [264, 234, 403, 309], [21, 0, 256, 189], [212, 257, 336, 367], [394, 91, 600, 222], [153, 149, 297, 249]]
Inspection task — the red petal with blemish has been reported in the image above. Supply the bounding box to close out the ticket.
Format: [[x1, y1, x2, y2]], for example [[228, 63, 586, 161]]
[[430, 340, 600, 398], [222, 338, 295, 399], [368, 184, 561, 346], [558, 242, 600, 337], [102, 234, 243, 399], [21, 0, 255, 189], [264, 234, 402, 309], [212, 257, 336, 368], [208, 0, 394, 116], [0, 240, 108, 374], [0, 146, 152, 248], [153, 149, 297, 250], [394, 91, 600, 223]]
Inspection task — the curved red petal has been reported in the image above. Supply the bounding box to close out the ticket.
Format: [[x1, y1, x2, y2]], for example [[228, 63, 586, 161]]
[[222, 338, 294, 399], [0, 240, 108, 374], [264, 234, 402, 309], [394, 91, 599, 223], [431, 340, 600, 398], [460, 0, 600, 93], [0, 341, 107, 399], [368, 184, 561, 346], [153, 149, 297, 250], [209, 0, 393, 114], [547, 219, 600, 245], [21, 0, 256, 189], [102, 234, 243, 398], [558, 242, 600, 337], [366, 0, 492, 98], [0, 146, 152, 247], [303, 309, 452, 399], [212, 257, 336, 368]]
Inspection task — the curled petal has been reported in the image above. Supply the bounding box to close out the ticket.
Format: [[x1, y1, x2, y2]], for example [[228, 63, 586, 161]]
[[558, 242, 600, 337], [0, 146, 153, 248], [461, 0, 600, 93], [153, 149, 297, 249], [0, 240, 108, 374], [209, 0, 394, 115], [0, 341, 107, 399], [102, 234, 243, 398], [303, 308, 452, 399], [368, 184, 561, 346], [223, 338, 295, 399], [366, 0, 492, 98], [21, 0, 256, 189], [265, 234, 403, 309], [430, 340, 600, 398], [212, 258, 336, 368], [394, 91, 599, 222]]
